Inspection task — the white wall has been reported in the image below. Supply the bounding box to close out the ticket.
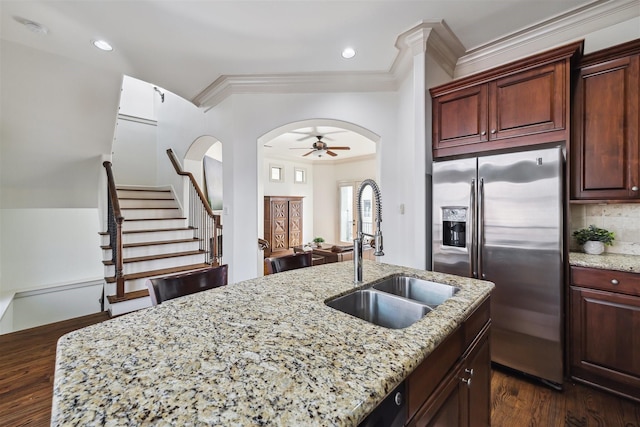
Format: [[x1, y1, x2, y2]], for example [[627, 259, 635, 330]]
[[205, 92, 398, 283], [0, 209, 103, 291], [112, 118, 158, 186], [0, 40, 121, 326]]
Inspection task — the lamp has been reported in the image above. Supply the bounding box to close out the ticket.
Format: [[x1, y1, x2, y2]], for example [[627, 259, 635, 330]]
[[314, 149, 327, 158]]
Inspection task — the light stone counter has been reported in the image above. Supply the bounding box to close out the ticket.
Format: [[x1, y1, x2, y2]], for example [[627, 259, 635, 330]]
[[569, 252, 640, 273], [51, 260, 493, 426]]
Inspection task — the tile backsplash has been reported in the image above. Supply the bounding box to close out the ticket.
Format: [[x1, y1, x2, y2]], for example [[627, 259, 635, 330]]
[[570, 204, 640, 255]]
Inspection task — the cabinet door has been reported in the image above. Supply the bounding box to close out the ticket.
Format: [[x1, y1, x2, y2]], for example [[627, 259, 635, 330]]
[[489, 62, 565, 141], [288, 199, 303, 247], [433, 84, 488, 151], [270, 200, 289, 252], [408, 368, 463, 427], [571, 54, 640, 200], [570, 287, 640, 401], [464, 334, 491, 427]]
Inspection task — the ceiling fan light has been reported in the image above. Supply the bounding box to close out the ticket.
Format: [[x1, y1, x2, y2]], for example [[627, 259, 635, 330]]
[[314, 149, 327, 158]]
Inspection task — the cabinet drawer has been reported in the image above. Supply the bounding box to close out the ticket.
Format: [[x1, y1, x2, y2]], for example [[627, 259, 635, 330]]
[[571, 266, 640, 296]]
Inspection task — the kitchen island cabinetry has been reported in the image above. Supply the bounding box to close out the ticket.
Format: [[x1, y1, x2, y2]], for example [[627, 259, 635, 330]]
[[431, 41, 581, 159], [571, 39, 640, 202], [407, 299, 491, 427], [569, 266, 640, 402]]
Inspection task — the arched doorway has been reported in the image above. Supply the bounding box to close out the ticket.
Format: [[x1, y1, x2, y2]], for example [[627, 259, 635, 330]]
[[257, 119, 379, 271]]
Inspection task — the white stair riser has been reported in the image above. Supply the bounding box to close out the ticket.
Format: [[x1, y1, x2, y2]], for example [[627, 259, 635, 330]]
[[104, 253, 206, 276], [102, 241, 200, 260], [119, 199, 177, 209], [107, 296, 152, 316], [116, 190, 173, 200], [123, 218, 188, 231], [122, 208, 181, 220], [101, 229, 195, 246]]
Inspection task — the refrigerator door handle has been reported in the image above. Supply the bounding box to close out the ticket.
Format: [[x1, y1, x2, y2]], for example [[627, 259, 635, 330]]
[[470, 179, 477, 278], [478, 177, 485, 279]]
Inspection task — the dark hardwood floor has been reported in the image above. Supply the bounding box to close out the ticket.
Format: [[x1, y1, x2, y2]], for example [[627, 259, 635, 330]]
[[1, 313, 638, 427]]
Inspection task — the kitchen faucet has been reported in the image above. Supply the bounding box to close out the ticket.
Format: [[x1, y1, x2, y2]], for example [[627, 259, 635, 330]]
[[354, 179, 384, 284]]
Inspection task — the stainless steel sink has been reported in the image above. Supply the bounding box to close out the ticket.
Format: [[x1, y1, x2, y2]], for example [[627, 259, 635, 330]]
[[326, 289, 432, 329], [372, 276, 460, 308]]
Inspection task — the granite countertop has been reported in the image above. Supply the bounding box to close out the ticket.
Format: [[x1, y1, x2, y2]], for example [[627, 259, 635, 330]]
[[569, 252, 640, 273], [51, 260, 493, 426]]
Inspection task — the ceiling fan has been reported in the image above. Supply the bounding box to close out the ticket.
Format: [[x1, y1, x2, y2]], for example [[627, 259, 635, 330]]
[[291, 136, 351, 157]]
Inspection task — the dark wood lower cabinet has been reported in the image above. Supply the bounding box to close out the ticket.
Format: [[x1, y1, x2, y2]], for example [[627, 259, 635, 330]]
[[406, 298, 491, 427], [569, 266, 640, 402]]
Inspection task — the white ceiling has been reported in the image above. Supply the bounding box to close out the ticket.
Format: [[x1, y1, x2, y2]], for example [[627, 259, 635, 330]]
[[3, 0, 633, 163], [1, 0, 601, 103]]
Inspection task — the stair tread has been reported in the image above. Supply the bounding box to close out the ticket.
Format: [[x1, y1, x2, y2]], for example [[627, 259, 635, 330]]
[[99, 227, 195, 236], [121, 207, 179, 210], [104, 263, 211, 283], [103, 249, 205, 265], [116, 188, 171, 192], [124, 217, 187, 221], [119, 197, 174, 200], [101, 238, 199, 250], [106, 289, 149, 304]]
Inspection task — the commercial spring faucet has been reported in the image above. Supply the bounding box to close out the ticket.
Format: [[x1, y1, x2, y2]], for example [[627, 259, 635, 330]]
[[354, 179, 384, 284]]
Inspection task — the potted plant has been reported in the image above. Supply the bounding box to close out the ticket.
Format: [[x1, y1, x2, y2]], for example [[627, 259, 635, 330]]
[[312, 237, 325, 248], [572, 225, 614, 255]]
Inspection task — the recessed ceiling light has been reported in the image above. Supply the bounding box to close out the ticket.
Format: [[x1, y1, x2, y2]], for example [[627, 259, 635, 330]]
[[92, 39, 113, 52], [14, 17, 49, 35], [341, 47, 356, 59]]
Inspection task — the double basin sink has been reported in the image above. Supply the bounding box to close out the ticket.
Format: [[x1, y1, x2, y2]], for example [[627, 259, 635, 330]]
[[326, 275, 459, 329]]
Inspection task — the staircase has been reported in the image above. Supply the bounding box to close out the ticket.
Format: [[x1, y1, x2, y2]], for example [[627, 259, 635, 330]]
[[101, 186, 210, 316]]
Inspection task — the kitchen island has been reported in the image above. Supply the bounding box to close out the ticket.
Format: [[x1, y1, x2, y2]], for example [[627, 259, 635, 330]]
[[52, 260, 493, 426]]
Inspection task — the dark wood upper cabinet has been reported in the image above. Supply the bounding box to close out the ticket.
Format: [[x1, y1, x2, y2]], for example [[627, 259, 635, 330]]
[[571, 39, 640, 201], [431, 41, 582, 159]]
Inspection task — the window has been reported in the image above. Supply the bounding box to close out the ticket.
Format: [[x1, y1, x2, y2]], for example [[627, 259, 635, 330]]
[[294, 167, 306, 184], [269, 164, 284, 182]]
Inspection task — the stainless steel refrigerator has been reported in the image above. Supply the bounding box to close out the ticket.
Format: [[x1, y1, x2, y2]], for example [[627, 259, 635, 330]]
[[432, 146, 564, 387]]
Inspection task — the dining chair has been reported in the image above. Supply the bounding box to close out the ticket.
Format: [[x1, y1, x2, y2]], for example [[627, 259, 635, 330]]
[[147, 264, 228, 305], [265, 252, 312, 274]]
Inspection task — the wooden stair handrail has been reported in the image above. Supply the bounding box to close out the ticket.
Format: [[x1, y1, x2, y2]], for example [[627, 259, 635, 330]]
[[102, 161, 125, 298], [166, 149, 222, 264], [166, 149, 215, 218]]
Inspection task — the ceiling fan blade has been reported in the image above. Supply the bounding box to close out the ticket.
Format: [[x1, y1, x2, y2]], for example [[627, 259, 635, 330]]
[[302, 150, 315, 157], [295, 135, 316, 142], [326, 150, 338, 157], [325, 146, 350, 150]]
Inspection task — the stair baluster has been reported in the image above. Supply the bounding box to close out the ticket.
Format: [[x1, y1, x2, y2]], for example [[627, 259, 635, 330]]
[[166, 149, 221, 266]]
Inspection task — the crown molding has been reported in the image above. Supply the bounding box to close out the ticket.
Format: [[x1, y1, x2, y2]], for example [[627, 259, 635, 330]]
[[455, 0, 639, 78], [393, 20, 465, 78], [193, 71, 397, 110]]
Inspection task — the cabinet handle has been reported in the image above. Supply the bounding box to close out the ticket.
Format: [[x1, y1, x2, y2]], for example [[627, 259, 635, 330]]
[[611, 279, 619, 285], [460, 377, 472, 388], [481, 131, 486, 136], [394, 392, 403, 406], [632, 186, 639, 191], [465, 368, 474, 376], [490, 129, 496, 134]]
